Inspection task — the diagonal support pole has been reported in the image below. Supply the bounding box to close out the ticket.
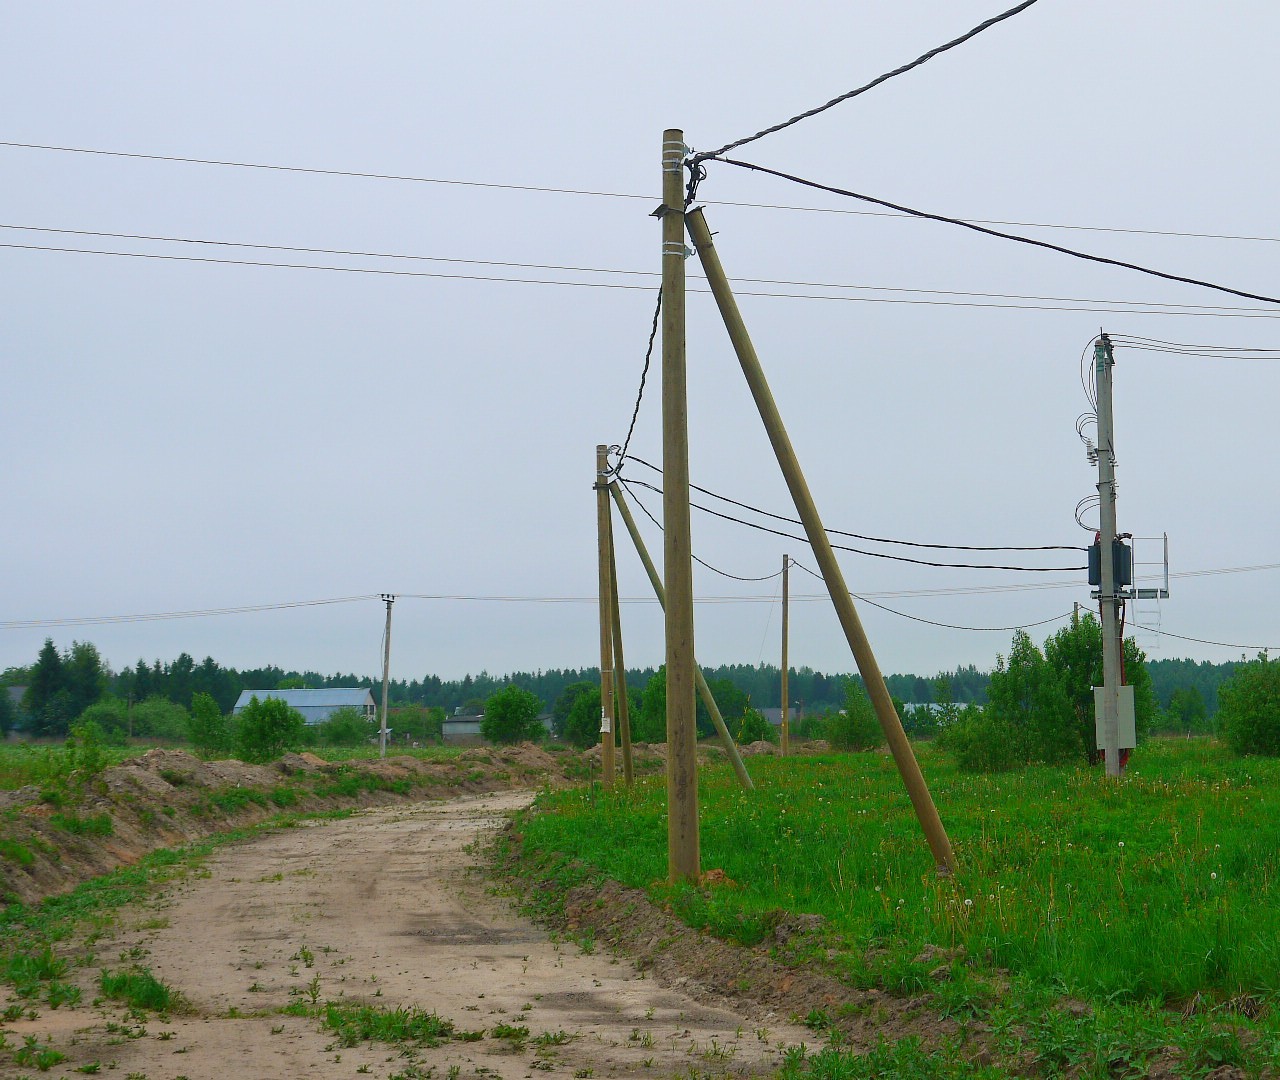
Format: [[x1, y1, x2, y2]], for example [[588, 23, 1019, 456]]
[[610, 481, 755, 791], [685, 206, 956, 873]]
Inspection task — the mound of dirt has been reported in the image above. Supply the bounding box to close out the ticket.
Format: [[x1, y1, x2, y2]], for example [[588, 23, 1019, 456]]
[[0, 743, 580, 910]]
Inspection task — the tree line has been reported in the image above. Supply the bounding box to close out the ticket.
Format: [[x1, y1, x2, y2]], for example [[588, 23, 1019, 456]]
[[0, 633, 1243, 741]]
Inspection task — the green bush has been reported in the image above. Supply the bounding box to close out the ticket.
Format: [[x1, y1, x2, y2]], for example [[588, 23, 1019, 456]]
[[826, 680, 883, 751], [235, 696, 306, 763], [936, 705, 1018, 772], [130, 696, 190, 740], [187, 692, 233, 758], [479, 686, 544, 745], [1218, 654, 1280, 756], [562, 686, 602, 749], [736, 708, 777, 745], [75, 700, 130, 745], [316, 706, 376, 747]]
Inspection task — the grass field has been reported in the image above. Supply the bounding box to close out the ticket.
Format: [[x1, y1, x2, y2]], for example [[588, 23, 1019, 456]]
[[513, 739, 1280, 1077]]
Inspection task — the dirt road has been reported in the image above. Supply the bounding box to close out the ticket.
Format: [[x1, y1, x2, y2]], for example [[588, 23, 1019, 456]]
[[5, 792, 810, 1079]]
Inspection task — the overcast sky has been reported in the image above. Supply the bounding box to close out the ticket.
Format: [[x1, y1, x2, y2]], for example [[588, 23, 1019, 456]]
[[3, 1, 1277, 687]]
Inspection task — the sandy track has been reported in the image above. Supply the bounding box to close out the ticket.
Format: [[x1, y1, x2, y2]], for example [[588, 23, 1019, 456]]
[[5, 792, 809, 1079]]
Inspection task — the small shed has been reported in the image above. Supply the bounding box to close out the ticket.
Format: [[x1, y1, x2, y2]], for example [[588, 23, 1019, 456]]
[[232, 688, 376, 727]]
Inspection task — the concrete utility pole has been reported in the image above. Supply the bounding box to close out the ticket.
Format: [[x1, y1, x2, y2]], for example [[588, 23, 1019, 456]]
[[595, 444, 617, 789], [609, 480, 754, 791], [685, 206, 957, 874], [379, 593, 395, 759], [661, 129, 699, 882], [1094, 334, 1124, 778], [780, 554, 790, 757]]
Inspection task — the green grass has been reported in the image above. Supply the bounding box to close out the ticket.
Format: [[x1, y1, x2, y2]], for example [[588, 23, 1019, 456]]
[[319, 1002, 456, 1047], [99, 966, 177, 1011], [0, 743, 136, 791], [511, 738, 1280, 1075], [49, 812, 114, 837]]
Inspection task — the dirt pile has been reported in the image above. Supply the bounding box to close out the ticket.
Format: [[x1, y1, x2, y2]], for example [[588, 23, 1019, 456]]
[[0, 743, 583, 909]]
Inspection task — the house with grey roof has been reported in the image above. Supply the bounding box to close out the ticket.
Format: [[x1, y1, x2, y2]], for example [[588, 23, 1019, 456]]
[[232, 688, 376, 727]]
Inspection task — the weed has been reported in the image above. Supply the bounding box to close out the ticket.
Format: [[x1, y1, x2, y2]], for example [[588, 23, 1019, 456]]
[[99, 967, 178, 1012]]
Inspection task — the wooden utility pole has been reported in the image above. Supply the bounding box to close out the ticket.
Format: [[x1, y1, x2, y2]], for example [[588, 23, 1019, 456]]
[[685, 207, 957, 874], [1095, 334, 1123, 778], [595, 444, 617, 789], [661, 129, 699, 882], [607, 511, 634, 786], [781, 554, 790, 757], [379, 593, 395, 759], [609, 480, 754, 791]]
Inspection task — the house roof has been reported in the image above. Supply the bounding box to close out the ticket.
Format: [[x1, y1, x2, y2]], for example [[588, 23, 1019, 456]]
[[232, 688, 375, 711]]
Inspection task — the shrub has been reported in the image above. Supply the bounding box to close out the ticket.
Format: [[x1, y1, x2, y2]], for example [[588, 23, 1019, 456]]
[[479, 686, 544, 745], [235, 696, 306, 763], [561, 686, 602, 749], [1218, 654, 1280, 756], [130, 696, 190, 740], [316, 706, 377, 747], [736, 708, 778, 745], [75, 700, 130, 745], [187, 692, 233, 758], [826, 680, 883, 751], [937, 706, 1018, 772]]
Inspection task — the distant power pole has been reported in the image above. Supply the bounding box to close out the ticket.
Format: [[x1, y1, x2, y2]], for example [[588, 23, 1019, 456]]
[[595, 444, 616, 789], [780, 554, 790, 757], [1094, 336, 1125, 777], [379, 594, 395, 759]]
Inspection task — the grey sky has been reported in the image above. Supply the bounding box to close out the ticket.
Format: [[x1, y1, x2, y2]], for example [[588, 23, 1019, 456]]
[[3, 1, 1277, 685]]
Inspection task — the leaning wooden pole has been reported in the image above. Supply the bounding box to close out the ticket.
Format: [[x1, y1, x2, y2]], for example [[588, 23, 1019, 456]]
[[662, 130, 699, 882], [607, 509, 635, 787], [595, 443, 616, 789], [609, 481, 755, 791], [685, 207, 957, 874]]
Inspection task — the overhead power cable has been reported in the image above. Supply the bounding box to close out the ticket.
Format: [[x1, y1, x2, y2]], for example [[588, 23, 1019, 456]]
[[6, 142, 1280, 245], [713, 157, 1280, 308], [616, 481, 786, 582], [1128, 622, 1278, 654], [621, 478, 1086, 572], [787, 557, 1073, 633], [0, 595, 379, 631], [7, 239, 1280, 321], [10, 222, 1272, 317], [1109, 334, 1280, 361], [692, 0, 1042, 162], [623, 455, 1083, 552]]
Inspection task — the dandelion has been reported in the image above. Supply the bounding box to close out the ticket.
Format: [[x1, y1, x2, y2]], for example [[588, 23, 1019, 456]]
[[1211, 872, 1218, 880], [875, 885, 881, 892], [1118, 841, 1125, 849], [964, 898, 973, 908]]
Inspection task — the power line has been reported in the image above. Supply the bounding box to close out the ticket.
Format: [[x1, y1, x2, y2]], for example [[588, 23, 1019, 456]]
[[5, 141, 1280, 246], [623, 455, 1083, 552], [788, 557, 1074, 633], [3, 223, 1267, 315], [6, 238, 1280, 321], [1128, 622, 1278, 654], [614, 481, 785, 583], [621, 477, 1086, 572], [0, 595, 380, 631], [713, 157, 1280, 308], [1109, 334, 1280, 361], [693, 0, 1042, 161]]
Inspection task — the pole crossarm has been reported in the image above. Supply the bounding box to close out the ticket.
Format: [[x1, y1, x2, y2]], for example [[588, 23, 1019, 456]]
[[684, 206, 957, 874]]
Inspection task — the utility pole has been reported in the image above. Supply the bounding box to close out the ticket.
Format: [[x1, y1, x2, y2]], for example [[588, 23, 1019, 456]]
[[1094, 334, 1124, 778], [661, 129, 699, 882], [780, 554, 790, 757], [686, 206, 956, 874], [609, 480, 754, 791], [595, 444, 616, 789], [379, 594, 395, 759], [607, 510, 634, 786]]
